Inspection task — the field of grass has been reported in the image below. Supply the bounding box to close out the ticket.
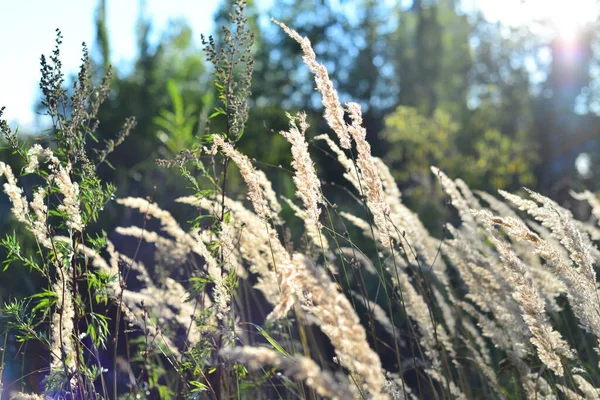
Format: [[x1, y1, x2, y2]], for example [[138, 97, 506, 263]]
[[1, 2, 600, 399]]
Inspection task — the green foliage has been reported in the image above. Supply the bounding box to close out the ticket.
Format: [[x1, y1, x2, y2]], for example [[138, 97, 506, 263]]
[[201, 0, 254, 143], [249, 323, 293, 358], [2, 299, 49, 344], [91, 17, 208, 202], [29, 289, 57, 317], [382, 105, 535, 191], [1, 233, 43, 274], [0, 28, 134, 398], [382, 107, 458, 181], [154, 79, 201, 153]]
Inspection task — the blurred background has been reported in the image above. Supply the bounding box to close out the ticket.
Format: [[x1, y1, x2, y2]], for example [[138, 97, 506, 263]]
[[2, 0, 600, 391], [1, 0, 600, 285], [1, 0, 599, 202]]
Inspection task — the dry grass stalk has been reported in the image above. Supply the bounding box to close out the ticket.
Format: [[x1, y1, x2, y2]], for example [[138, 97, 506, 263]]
[[273, 20, 392, 247], [211, 135, 273, 220], [492, 195, 600, 345], [346, 102, 392, 247], [189, 171, 388, 397], [49, 262, 76, 383], [56, 236, 205, 353], [572, 190, 600, 223], [268, 253, 388, 399], [220, 346, 355, 399], [478, 212, 575, 376], [314, 133, 360, 189], [0, 162, 31, 229], [272, 19, 351, 149], [279, 112, 327, 251], [573, 374, 600, 400], [177, 195, 283, 307]]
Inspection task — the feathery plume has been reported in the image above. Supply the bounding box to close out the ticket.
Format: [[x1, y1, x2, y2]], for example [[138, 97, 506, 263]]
[[117, 197, 187, 240], [272, 20, 351, 149], [23, 145, 83, 232], [573, 374, 600, 400], [268, 253, 388, 399], [314, 133, 360, 188], [49, 264, 76, 381], [115, 204, 228, 331], [255, 169, 282, 223], [115, 226, 190, 269], [432, 166, 475, 229], [24, 143, 58, 173], [221, 346, 354, 399], [177, 195, 284, 306], [9, 393, 45, 400], [53, 163, 83, 231], [346, 102, 392, 247], [350, 290, 404, 345], [280, 112, 327, 250], [29, 187, 51, 248], [337, 247, 378, 275], [189, 228, 230, 323], [0, 162, 30, 226], [572, 190, 600, 222], [499, 191, 600, 342], [479, 213, 574, 376], [212, 135, 272, 220], [282, 196, 328, 252]]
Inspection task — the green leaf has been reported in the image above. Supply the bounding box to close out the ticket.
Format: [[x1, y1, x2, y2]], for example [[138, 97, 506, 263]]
[[208, 111, 221, 119], [157, 384, 174, 400], [188, 277, 211, 300], [29, 289, 57, 315], [248, 323, 292, 358], [189, 380, 209, 392]]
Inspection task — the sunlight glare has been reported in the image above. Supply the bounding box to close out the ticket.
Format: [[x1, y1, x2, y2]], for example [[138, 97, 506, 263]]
[[543, 1, 591, 42], [483, 0, 597, 41]]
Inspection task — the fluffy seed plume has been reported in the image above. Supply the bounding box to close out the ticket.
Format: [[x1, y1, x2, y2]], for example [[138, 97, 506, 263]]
[[212, 135, 272, 220], [280, 112, 327, 250], [53, 163, 83, 231], [23, 144, 83, 232], [480, 212, 575, 375], [272, 19, 351, 149], [347, 102, 392, 247], [221, 347, 354, 399], [268, 253, 388, 399], [0, 162, 30, 225], [49, 266, 77, 382]]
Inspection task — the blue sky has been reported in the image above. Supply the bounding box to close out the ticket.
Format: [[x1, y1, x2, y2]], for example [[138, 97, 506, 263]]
[[0, 0, 220, 129], [0, 0, 594, 130]]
